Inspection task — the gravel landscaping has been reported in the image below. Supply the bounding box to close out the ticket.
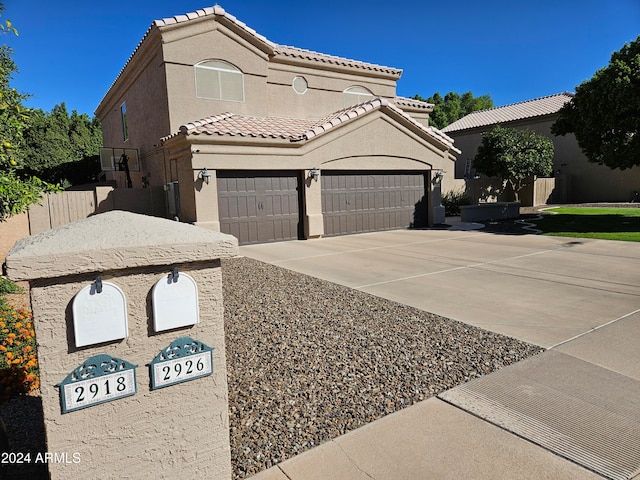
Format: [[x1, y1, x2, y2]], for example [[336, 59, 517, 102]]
[[223, 256, 544, 479], [1, 256, 544, 480]]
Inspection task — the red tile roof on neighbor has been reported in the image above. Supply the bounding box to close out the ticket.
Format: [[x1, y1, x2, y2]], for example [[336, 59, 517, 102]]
[[441, 92, 574, 133], [164, 98, 460, 153]]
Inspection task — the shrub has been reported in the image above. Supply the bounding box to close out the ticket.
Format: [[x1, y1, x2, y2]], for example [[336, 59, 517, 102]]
[[442, 189, 472, 216], [0, 305, 39, 402], [0, 277, 22, 297]]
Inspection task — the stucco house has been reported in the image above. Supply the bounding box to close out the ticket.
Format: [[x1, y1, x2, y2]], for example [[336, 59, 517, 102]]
[[95, 5, 460, 244], [442, 93, 640, 204]]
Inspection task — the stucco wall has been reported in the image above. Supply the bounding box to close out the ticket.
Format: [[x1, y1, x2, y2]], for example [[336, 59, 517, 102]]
[[266, 63, 397, 119], [448, 116, 640, 203], [98, 41, 170, 188], [97, 13, 404, 177], [5, 212, 238, 480], [162, 22, 270, 129], [28, 264, 230, 480], [163, 109, 456, 234], [0, 213, 29, 263]]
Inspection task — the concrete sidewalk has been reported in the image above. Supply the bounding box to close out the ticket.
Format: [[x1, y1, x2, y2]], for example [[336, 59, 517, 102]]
[[242, 226, 640, 479], [251, 312, 640, 480]]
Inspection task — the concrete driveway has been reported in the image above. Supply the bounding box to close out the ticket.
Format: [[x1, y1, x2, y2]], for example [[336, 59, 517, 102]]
[[240, 228, 640, 348]]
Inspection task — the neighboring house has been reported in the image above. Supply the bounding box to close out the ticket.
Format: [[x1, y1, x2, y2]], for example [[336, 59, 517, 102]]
[[442, 93, 640, 204], [95, 5, 459, 244]]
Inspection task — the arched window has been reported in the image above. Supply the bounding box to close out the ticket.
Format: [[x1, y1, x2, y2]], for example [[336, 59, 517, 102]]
[[195, 60, 244, 102], [343, 85, 374, 107]]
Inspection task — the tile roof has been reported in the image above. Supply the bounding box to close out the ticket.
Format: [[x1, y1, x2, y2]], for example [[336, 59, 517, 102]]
[[272, 45, 402, 77], [165, 98, 460, 153], [97, 5, 402, 112], [154, 5, 275, 48], [157, 6, 401, 76], [393, 96, 434, 111], [442, 92, 574, 133], [177, 112, 318, 140]]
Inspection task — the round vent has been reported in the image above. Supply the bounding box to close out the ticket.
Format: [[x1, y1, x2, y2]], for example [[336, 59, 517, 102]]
[[292, 76, 308, 94]]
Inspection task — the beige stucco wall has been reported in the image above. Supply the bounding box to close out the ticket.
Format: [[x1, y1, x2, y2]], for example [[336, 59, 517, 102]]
[[0, 212, 29, 263], [29, 265, 230, 480], [163, 109, 456, 234], [172, 111, 455, 173], [5, 212, 238, 480], [162, 21, 270, 130], [448, 116, 640, 203], [266, 62, 397, 119], [96, 31, 170, 188], [96, 14, 405, 186]]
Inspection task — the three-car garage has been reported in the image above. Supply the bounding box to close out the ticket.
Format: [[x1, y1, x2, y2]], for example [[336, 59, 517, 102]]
[[216, 170, 428, 245], [164, 99, 459, 245]]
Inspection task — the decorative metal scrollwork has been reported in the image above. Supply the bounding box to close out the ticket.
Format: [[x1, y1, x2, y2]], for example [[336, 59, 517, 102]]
[[60, 354, 137, 384], [57, 354, 138, 414], [153, 337, 213, 362], [149, 337, 214, 390]]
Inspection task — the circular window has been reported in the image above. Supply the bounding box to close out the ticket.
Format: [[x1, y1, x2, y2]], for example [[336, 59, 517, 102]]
[[292, 76, 308, 95]]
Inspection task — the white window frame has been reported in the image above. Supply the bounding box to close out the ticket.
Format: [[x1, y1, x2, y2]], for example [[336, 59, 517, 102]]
[[120, 102, 128, 141], [195, 60, 245, 102], [343, 86, 374, 107], [99, 148, 140, 172], [292, 76, 308, 95]]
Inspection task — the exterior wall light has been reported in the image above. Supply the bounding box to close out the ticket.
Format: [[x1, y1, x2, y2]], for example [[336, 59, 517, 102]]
[[434, 170, 445, 182], [199, 168, 212, 185], [309, 168, 320, 182]]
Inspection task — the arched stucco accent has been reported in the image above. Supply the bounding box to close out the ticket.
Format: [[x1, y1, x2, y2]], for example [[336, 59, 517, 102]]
[[319, 155, 433, 170]]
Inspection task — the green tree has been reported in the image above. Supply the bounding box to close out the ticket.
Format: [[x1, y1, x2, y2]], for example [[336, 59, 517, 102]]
[[21, 103, 102, 185], [0, 5, 55, 221], [474, 125, 554, 200], [443, 92, 462, 127], [552, 35, 640, 170], [412, 91, 493, 129]]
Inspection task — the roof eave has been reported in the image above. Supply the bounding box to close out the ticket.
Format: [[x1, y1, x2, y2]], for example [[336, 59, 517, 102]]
[[269, 54, 402, 81]]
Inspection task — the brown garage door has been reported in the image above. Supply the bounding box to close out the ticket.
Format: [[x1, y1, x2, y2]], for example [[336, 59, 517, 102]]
[[217, 171, 301, 245], [322, 171, 426, 236]]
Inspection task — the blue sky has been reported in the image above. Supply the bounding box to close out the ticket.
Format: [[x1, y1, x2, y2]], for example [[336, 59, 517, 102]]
[[3, 0, 639, 117]]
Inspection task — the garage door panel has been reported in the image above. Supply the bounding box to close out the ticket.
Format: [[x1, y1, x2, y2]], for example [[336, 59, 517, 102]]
[[322, 171, 426, 237], [221, 218, 259, 245], [217, 171, 300, 245]]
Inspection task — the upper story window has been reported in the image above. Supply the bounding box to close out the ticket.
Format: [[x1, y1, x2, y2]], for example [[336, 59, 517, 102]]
[[195, 60, 244, 102], [343, 86, 374, 107], [120, 102, 128, 141]]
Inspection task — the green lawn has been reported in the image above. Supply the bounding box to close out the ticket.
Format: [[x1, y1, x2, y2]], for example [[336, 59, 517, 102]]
[[531, 207, 640, 242]]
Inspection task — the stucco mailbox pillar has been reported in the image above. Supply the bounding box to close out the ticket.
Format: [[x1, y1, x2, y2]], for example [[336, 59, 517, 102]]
[[4, 211, 238, 480]]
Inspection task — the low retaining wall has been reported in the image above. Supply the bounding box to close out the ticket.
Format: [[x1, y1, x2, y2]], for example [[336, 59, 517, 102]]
[[460, 202, 521, 222]]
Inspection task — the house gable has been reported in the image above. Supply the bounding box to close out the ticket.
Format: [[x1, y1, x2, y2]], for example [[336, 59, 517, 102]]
[[160, 16, 273, 129], [162, 98, 457, 173]]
